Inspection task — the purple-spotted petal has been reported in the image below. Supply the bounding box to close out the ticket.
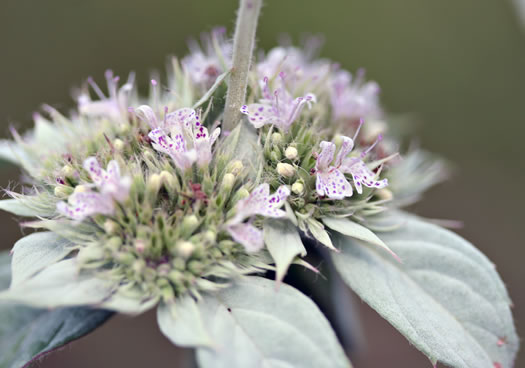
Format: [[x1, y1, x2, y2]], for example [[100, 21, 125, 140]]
[[316, 141, 336, 171], [240, 103, 278, 129], [316, 168, 353, 199], [226, 223, 264, 253], [345, 160, 388, 194], [334, 136, 355, 167], [57, 192, 114, 221], [135, 105, 159, 128]]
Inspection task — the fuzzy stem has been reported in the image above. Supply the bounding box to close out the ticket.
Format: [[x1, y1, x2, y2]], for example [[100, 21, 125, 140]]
[[223, 0, 262, 131]]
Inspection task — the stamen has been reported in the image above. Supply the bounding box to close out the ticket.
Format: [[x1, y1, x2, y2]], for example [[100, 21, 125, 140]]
[[360, 134, 383, 159], [353, 118, 364, 141], [87, 76, 106, 99]]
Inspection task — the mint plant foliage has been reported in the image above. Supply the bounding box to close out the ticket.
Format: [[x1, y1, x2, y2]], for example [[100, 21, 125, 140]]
[[0, 1, 518, 367]]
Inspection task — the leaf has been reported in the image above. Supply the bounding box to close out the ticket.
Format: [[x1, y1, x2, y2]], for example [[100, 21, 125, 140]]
[[0, 250, 113, 368], [306, 217, 338, 252], [157, 276, 352, 368], [218, 120, 261, 180], [331, 213, 518, 368], [157, 296, 214, 348], [264, 219, 306, 283], [0, 259, 117, 308], [192, 70, 231, 109], [10, 232, 73, 287], [323, 216, 400, 261]]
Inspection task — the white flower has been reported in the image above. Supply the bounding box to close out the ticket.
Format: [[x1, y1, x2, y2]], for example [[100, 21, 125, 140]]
[[227, 184, 290, 252]]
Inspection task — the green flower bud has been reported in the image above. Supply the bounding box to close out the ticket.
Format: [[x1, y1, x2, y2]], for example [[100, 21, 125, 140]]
[[292, 181, 305, 195], [54, 185, 72, 198], [277, 163, 296, 178], [134, 239, 147, 254], [103, 219, 119, 235], [188, 260, 204, 275], [285, 146, 298, 160], [176, 241, 195, 259], [180, 215, 200, 238], [231, 187, 250, 203], [333, 134, 344, 148], [74, 184, 89, 194], [132, 259, 146, 274], [227, 160, 244, 175], [271, 132, 282, 144], [106, 236, 123, 252], [113, 138, 125, 152], [376, 188, 393, 201], [60, 165, 75, 178], [220, 173, 236, 194], [271, 147, 282, 161], [146, 173, 162, 201], [77, 246, 105, 264]]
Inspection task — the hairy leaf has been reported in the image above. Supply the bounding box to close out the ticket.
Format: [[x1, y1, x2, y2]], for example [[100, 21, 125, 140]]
[[0, 259, 116, 308], [157, 276, 352, 368], [323, 216, 399, 260], [0, 251, 112, 368], [10, 232, 73, 287], [264, 219, 306, 282], [331, 213, 518, 368]]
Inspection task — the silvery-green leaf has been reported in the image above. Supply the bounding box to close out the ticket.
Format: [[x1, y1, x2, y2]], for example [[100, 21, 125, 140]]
[[0, 259, 116, 308], [157, 296, 214, 348], [306, 217, 337, 251], [218, 121, 261, 180], [0, 192, 57, 218], [264, 219, 306, 282], [10, 232, 73, 287], [0, 250, 112, 368], [0, 140, 27, 166], [323, 217, 399, 261], [192, 70, 230, 109], [331, 213, 518, 368], [98, 285, 159, 315], [158, 276, 351, 368]]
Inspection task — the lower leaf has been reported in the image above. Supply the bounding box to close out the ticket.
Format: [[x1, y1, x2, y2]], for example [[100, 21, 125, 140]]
[[0, 251, 113, 368], [331, 213, 518, 368], [157, 276, 352, 368]]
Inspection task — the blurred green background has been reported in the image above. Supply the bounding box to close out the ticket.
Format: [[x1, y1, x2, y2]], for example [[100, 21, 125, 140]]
[[1, 0, 524, 367]]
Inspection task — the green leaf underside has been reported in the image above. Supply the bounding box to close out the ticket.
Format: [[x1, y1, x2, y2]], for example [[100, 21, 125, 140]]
[[331, 213, 518, 368], [263, 220, 306, 282], [0, 258, 116, 308], [323, 217, 399, 260], [157, 276, 352, 368], [0, 251, 113, 368], [10, 232, 73, 287], [0, 199, 52, 218]]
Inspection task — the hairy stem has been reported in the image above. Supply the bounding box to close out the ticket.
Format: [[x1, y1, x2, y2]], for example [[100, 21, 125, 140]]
[[223, 0, 263, 131]]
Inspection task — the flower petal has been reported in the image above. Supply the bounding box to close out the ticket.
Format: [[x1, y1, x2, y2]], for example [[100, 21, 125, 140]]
[[316, 141, 336, 171], [316, 168, 353, 199], [240, 104, 279, 129], [227, 223, 264, 253], [346, 160, 388, 194]]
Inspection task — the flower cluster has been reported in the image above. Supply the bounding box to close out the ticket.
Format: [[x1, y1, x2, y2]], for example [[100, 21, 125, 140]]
[[0, 30, 443, 313]]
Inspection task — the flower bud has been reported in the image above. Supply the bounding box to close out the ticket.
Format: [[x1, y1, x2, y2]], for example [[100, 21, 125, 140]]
[[134, 239, 147, 254], [188, 260, 204, 275], [103, 219, 119, 235], [271, 132, 282, 144], [221, 173, 236, 192], [106, 236, 122, 252], [292, 181, 305, 195], [180, 215, 200, 238], [77, 246, 105, 264], [277, 163, 296, 178], [227, 160, 244, 175], [285, 146, 298, 161], [113, 138, 125, 152], [54, 185, 72, 198], [176, 241, 195, 259], [333, 134, 344, 148], [146, 173, 162, 201], [74, 184, 89, 194], [231, 187, 250, 204], [159, 170, 178, 197], [60, 165, 75, 178], [375, 188, 393, 201]]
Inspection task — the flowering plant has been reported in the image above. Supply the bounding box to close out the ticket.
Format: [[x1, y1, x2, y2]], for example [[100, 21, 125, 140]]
[[0, 1, 518, 368]]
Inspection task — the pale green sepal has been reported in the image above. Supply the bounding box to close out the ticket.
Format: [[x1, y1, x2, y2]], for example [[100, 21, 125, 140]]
[[306, 217, 338, 252], [157, 296, 215, 349], [10, 232, 73, 287], [323, 216, 399, 261], [263, 219, 306, 283], [331, 213, 518, 368], [189, 277, 351, 368], [0, 259, 116, 308], [98, 286, 159, 315]]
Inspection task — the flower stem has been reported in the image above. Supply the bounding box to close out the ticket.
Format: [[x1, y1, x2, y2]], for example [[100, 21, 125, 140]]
[[223, 0, 263, 131]]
